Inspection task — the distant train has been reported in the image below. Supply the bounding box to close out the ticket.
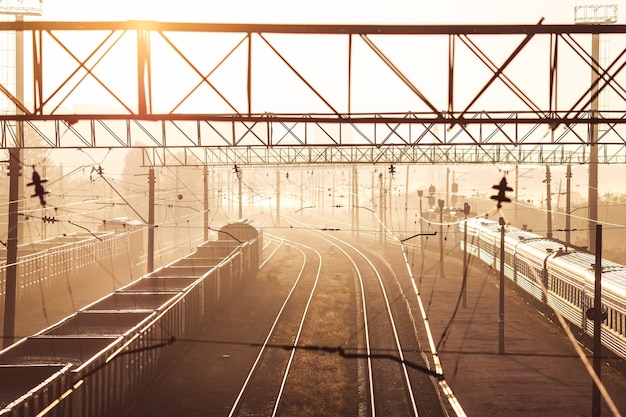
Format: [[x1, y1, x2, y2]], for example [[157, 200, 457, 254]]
[[0, 220, 262, 417], [460, 217, 626, 361]]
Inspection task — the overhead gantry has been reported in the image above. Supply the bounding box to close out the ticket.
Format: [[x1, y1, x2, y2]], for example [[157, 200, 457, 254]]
[[0, 21, 624, 165]]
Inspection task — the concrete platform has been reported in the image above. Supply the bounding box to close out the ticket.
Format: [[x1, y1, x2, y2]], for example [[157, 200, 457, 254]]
[[392, 240, 626, 417]]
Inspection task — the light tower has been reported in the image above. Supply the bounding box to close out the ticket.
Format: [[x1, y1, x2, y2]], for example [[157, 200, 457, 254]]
[[1, 0, 43, 348], [574, 3, 617, 255], [575, 7, 618, 416], [1, 0, 44, 116]]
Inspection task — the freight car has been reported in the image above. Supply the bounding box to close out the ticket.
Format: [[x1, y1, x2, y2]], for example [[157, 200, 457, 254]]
[[0, 220, 261, 417], [0, 217, 145, 306]]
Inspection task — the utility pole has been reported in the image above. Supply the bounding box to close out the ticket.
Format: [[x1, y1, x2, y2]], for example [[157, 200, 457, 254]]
[[276, 170, 281, 225], [1, 0, 42, 350], [378, 172, 384, 243], [545, 165, 553, 240], [352, 165, 359, 236], [332, 171, 336, 208], [3, 149, 20, 348], [438, 198, 445, 277], [462, 202, 470, 308], [237, 167, 243, 219], [498, 216, 506, 354], [404, 165, 409, 234], [592, 224, 603, 417], [446, 167, 450, 208], [565, 165, 572, 247], [589, 30, 599, 254], [203, 165, 208, 242], [575, 4, 617, 254], [147, 167, 155, 273], [515, 165, 519, 226], [418, 190, 424, 259]]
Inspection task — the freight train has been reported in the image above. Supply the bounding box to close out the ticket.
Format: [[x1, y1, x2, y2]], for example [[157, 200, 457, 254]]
[[460, 217, 626, 361], [0, 220, 261, 417], [0, 217, 145, 305]]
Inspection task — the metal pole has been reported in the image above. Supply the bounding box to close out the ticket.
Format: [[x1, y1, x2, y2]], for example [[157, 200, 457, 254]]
[[276, 170, 281, 225], [462, 208, 469, 308], [353, 165, 359, 236], [147, 167, 155, 273], [3, 14, 26, 348], [592, 224, 603, 417], [499, 216, 506, 354], [404, 165, 409, 233], [418, 191, 424, 259], [446, 167, 450, 208], [3, 148, 20, 348], [238, 169, 243, 219], [546, 165, 553, 240], [203, 164, 208, 242], [589, 32, 599, 254], [384, 171, 388, 245], [378, 173, 383, 243], [16, 15, 24, 244], [438, 198, 445, 277], [515, 165, 519, 226], [332, 171, 336, 208], [566, 165, 572, 247]]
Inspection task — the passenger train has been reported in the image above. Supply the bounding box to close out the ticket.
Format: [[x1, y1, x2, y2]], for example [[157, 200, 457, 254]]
[[460, 217, 626, 361], [0, 220, 261, 417]]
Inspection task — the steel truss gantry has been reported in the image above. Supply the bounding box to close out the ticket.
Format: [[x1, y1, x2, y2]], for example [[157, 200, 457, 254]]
[[1, 21, 626, 165]]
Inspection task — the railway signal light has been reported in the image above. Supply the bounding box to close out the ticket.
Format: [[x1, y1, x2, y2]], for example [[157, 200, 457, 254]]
[[491, 177, 513, 209]]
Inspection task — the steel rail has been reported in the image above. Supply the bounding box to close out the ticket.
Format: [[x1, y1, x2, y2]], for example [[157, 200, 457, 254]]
[[227, 235, 321, 417], [323, 232, 421, 417]]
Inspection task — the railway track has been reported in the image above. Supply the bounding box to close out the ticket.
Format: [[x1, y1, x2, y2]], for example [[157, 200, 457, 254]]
[[128, 220, 463, 417], [287, 217, 453, 417], [227, 237, 322, 416], [218, 214, 455, 415]]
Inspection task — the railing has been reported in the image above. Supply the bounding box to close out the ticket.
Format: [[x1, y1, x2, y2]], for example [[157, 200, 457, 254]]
[[0, 230, 143, 301], [0, 234, 259, 417]]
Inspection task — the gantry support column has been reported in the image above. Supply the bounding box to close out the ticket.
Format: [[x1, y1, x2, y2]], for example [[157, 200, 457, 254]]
[[3, 148, 20, 348]]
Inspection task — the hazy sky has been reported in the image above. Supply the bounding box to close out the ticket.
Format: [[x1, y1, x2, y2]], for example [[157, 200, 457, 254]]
[[32, 0, 624, 25]]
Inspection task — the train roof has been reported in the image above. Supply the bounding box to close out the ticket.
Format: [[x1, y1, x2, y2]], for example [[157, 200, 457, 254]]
[[469, 217, 626, 282], [551, 248, 626, 291]]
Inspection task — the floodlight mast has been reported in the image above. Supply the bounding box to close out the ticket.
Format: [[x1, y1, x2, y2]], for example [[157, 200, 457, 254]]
[[574, 4, 617, 256], [1, 0, 43, 348], [575, 6, 617, 417]]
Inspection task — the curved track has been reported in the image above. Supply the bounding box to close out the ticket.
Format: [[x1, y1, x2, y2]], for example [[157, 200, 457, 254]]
[[283, 217, 452, 417], [228, 236, 323, 417]]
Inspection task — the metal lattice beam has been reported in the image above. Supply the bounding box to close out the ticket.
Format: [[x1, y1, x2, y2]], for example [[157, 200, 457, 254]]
[[0, 21, 625, 165]]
